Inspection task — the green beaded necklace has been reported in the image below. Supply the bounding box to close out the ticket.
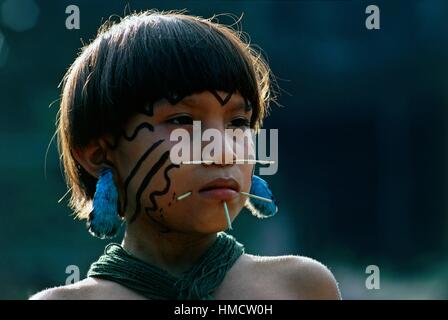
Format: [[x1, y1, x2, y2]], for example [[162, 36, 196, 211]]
[[87, 231, 245, 300]]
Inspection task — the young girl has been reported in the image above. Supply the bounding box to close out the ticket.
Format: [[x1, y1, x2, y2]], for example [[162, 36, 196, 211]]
[[31, 10, 340, 300]]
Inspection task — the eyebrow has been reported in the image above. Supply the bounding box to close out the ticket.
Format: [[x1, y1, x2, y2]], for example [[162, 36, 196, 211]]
[[231, 102, 253, 112]]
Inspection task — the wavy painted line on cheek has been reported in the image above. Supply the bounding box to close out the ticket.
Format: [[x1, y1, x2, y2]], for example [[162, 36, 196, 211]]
[[145, 163, 180, 213], [122, 139, 164, 213], [129, 151, 170, 223]]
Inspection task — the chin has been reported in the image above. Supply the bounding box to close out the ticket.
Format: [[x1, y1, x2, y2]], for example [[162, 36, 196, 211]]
[[192, 212, 237, 233]]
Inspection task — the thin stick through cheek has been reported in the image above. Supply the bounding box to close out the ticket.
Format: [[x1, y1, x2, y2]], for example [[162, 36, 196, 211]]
[[176, 191, 192, 201]]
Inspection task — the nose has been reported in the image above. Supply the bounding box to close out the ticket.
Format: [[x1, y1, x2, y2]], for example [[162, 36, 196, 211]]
[[201, 125, 237, 167]]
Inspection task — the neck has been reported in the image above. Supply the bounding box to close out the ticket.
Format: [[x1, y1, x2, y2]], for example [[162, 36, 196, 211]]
[[121, 220, 218, 277]]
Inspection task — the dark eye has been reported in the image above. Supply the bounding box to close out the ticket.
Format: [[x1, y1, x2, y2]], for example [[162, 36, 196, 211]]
[[167, 115, 193, 125], [230, 118, 251, 128]]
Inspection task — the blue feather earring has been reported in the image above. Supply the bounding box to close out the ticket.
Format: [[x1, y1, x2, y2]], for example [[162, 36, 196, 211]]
[[243, 175, 278, 218], [87, 167, 122, 239]]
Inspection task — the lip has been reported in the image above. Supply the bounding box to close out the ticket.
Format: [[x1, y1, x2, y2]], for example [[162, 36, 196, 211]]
[[198, 178, 240, 201]]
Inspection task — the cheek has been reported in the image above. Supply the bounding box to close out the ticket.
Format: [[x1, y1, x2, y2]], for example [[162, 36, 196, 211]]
[[114, 141, 178, 217], [240, 164, 254, 192], [137, 164, 192, 219], [146, 167, 188, 206]]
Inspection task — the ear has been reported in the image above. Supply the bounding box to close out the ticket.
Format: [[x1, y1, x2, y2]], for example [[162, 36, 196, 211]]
[[72, 138, 110, 179]]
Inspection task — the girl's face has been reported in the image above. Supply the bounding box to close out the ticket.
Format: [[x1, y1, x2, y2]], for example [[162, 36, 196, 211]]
[[109, 91, 254, 234]]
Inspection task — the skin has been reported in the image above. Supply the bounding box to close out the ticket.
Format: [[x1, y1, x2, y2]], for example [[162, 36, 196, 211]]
[[30, 91, 341, 300]]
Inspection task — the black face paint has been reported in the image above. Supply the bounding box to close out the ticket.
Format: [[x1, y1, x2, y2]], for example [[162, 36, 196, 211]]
[[142, 162, 179, 233], [209, 90, 233, 106], [107, 122, 154, 150], [96, 115, 184, 225], [122, 139, 164, 213], [123, 122, 154, 140], [140, 93, 184, 117], [130, 151, 170, 223], [145, 163, 180, 213], [141, 91, 249, 120]]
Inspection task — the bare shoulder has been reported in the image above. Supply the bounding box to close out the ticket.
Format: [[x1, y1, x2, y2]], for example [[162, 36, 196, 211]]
[[29, 278, 98, 300], [245, 253, 341, 300], [29, 277, 146, 300]]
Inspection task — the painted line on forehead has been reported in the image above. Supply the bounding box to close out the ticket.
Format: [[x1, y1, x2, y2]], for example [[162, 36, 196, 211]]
[[142, 92, 251, 117], [208, 90, 253, 112], [140, 94, 185, 117], [107, 122, 154, 150], [145, 163, 180, 213], [209, 90, 233, 106], [129, 151, 170, 223], [122, 139, 164, 213]]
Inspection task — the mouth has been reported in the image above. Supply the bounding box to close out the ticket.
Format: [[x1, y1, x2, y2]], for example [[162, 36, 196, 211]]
[[198, 178, 240, 201]]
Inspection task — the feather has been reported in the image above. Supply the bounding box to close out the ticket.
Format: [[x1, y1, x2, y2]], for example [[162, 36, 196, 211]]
[[246, 175, 278, 218], [87, 168, 122, 238]]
